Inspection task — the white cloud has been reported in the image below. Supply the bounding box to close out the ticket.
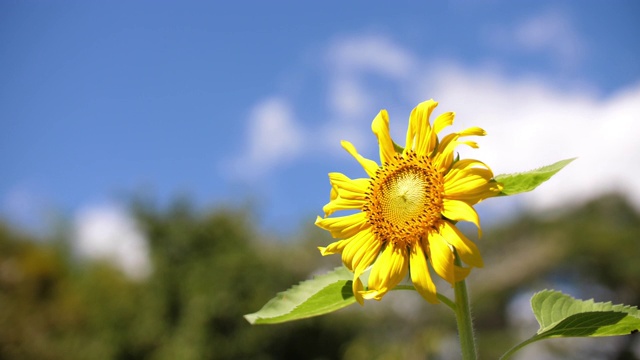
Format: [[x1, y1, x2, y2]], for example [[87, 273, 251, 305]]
[[230, 31, 640, 212], [328, 77, 372, 120], [326, 34, 416, 79], [73, 204, 151, 280], [517, 11, 585, 65], [413, 65, 640, 210], [225, 97, 304, 179], [227, 35, 416, 178], [319, 35, 420, 157]]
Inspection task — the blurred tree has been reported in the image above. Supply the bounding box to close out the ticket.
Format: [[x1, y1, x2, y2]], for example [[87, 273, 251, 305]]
[[132, 200, 362, 360], [0, 193, 638, 359], [0, 202, 363, 360], [0, 221, 157, 359]]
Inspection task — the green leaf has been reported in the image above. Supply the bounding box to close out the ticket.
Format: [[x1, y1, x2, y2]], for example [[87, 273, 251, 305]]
[[531, 289, 640, 338], [392, 140, 405, 154], [500, 290, 640, 359], [244, 266, 357, 325], [495, 158, 575, 196]]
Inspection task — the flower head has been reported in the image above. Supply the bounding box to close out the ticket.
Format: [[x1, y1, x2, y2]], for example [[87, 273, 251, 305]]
[[316, 99, 502, 304]]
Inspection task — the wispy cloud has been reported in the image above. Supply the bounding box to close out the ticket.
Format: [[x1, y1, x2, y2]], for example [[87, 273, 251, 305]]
[[487, 9, 586, 68], [320, 34, 419, 156], [328, 77, 372, 120], [516, 10, 585, 66], [226, 36, 415, 177], [326, 34, 416, 79], [225, 97, 304, 178]]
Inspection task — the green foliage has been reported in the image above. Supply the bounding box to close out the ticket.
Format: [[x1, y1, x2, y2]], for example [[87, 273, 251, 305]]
[[531, 290, 640, 338], [1, 193, 639, 359], [0, 205, 361, 360], [495, 158, 576, 196], [245, 266, 356, 324]]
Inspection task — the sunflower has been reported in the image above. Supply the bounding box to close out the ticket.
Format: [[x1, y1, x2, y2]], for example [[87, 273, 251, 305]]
[[316, 99, 502, 305]]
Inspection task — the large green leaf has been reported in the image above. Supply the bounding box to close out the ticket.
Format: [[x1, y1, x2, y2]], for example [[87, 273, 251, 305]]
[[495, 158, 575, 196], [244, 266, 357, 325], [501, 290, 640, 359], [531, 289, 640, 337]]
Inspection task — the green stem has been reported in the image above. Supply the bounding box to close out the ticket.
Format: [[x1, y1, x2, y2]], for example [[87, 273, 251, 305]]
[[437, 293, 458, 312], [454, 257, 477, 360], [499, 336, 541, 360]]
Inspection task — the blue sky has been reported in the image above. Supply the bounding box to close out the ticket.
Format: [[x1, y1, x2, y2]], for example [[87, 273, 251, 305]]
[[2, 1, 640, 250]]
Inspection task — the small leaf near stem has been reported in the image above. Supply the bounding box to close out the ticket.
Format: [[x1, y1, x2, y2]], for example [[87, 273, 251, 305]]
[[499, 290, 640, 359], [495, 158, 575, 196]]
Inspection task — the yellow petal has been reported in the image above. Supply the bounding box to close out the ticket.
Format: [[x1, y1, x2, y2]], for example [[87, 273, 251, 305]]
[[352, 276, 365, 305], [458, 126, 486, 137], [445, 159, 491, 177], [341, 228, 380, 273], [445, 160, 491, 182], [322, 173, 370, 215], [405, 99, 438, 156], [322, 197, 366, 216], [341, 140, 379, 177], [458, 140, 479, 149], [433, 111, 454, 135], [350, 232, 382, 305], [442, 199, 482, 237], [362, 244, 408, 301], [445, 168, 493, 193], [432, 135, 459, 171], [371, 110, 396, 165], [318, 238, 348, 255], [426, 233, 456, 285], [454, 265, 471, 282], [315, 212, 369, 239], [409, 240, 439, 303], [328, 173, 369, 197], [440, 221, 484, 268], [329, 186, 338, 202], [443, 162, 498, 204], [433, 127, 486, 171]]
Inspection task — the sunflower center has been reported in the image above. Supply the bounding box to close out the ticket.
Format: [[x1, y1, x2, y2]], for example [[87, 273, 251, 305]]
[[364, 150, 444, 247]]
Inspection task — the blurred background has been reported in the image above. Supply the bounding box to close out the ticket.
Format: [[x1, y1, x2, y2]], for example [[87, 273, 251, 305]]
[[1, 1, 639, 359]]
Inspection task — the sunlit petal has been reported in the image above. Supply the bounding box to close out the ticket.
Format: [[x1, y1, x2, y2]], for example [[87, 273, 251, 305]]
[[362, 244, 408, 300], [410, 240, 438, 303], [371, 110, 396, 164], [433, 111, 454, 135], [442, 199, 482, 237], [341, 140, 379, 177], [315, 212, 369, 239], [426, 233, 455, 285], [342, 228, 380, 273], [406, 99, 438, 156], [440, 221, 483, 268]]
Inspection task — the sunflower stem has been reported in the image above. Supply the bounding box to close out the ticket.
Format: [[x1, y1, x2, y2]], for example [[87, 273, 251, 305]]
[[454, 256, 477, 360]]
